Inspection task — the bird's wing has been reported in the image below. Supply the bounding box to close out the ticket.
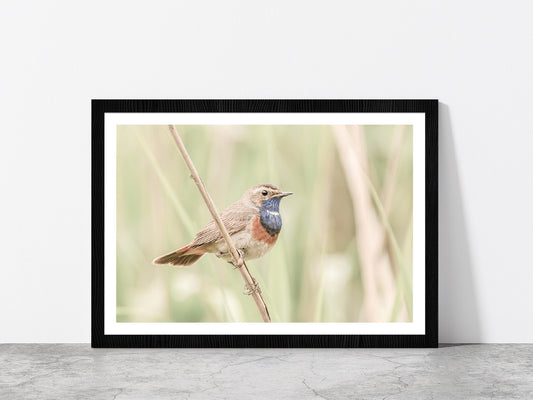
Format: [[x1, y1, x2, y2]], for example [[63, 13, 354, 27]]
[[191, 202, 256, 247]]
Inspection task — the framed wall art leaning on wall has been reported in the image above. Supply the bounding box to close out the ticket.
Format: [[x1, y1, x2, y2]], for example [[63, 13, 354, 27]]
[[92, 99, 438, 348]]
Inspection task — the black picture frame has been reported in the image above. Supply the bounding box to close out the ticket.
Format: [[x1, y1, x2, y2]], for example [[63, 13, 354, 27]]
[[92, 99, 438, 348]]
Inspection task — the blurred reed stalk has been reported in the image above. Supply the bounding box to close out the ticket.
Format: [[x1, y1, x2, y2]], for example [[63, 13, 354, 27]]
[[332, 125, 397, 322], [167, 125, 271, 323], [380, 125, 411, 321], [382, 125, 405, 217], [381, 126, 404, 279]]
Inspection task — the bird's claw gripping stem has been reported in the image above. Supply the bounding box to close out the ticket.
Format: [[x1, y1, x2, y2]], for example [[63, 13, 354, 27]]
[[244, 278, 261, 296], [231, 249, 245, 269]]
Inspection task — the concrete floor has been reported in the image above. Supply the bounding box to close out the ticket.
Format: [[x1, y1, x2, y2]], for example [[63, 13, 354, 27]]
[[0, 344, 531, 399]]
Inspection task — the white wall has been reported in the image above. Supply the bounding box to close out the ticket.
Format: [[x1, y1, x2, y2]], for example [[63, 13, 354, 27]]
[[1, 1, 531, 343]]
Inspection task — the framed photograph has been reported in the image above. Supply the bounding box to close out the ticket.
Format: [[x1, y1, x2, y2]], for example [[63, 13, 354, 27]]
[[92, 99, 438, 347]]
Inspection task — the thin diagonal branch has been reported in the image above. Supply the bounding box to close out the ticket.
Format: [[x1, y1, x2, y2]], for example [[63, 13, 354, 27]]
[[168, 125, 271, 322]]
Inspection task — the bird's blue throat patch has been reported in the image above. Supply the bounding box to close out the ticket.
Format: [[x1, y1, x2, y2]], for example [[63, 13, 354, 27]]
[[260, 197, 283, 236]]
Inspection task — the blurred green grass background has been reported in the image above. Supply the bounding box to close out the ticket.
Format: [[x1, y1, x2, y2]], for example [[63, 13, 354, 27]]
[[116, 124, 413, 323]]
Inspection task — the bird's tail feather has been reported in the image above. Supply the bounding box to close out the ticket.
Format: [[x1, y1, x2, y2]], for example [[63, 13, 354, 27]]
[[152, 245, 205, 266]]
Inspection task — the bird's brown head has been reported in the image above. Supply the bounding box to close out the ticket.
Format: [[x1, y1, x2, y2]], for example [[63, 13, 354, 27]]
[[243, 183, 293, 209]]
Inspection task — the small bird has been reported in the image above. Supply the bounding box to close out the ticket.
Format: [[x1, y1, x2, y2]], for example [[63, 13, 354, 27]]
[[153, 183, 293, 267]]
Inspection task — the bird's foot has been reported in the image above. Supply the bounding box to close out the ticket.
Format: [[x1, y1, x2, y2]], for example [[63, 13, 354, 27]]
[[243, 278, 261, 296], [216, 250, 245, 268], [228, 249, 245, 269]]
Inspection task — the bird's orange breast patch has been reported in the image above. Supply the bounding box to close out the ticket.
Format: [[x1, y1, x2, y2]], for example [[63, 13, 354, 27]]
[[251, 216, 279, 245]]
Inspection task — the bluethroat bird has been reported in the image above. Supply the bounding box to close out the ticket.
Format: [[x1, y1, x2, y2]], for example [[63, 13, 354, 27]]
[[153, 183, 293, 267]]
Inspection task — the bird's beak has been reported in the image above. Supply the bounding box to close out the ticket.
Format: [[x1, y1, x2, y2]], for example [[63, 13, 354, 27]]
[[277, 191, 293, 198]]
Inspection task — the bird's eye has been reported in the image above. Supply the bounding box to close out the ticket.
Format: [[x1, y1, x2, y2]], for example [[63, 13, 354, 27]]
[[261, 190, 268, 196]]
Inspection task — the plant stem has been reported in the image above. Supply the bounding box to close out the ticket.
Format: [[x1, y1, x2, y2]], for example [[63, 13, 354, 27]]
[[167, 125, 271, 323]]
